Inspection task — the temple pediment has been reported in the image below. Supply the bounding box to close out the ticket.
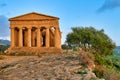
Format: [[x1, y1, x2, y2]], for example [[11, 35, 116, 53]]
[[9, 12, 59, 21]]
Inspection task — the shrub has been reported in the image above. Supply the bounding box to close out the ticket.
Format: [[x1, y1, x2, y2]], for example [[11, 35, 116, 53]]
[[79, 51, 95, 71], [94, 53, 105, 65], [94, 65, 108, 78], [0, 45, 9, 53], [94, 54, 120, 79], [94, 68, 120, 80], [104, 69, 120, 80], [94, 53, 113, 66]]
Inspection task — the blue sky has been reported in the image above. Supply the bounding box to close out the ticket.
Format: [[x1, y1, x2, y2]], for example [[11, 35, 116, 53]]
[[0, 0, 120, 46]]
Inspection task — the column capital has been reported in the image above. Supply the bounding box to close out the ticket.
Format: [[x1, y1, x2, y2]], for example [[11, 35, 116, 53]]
[[10, 27, 15, 29], [10, 25, 15, 28], [37, 27, 41, 29], [55, 27, 59, 30], [27, 27, 32, 29], [18, 27, 23, 29], [46, 27, 50, 29]]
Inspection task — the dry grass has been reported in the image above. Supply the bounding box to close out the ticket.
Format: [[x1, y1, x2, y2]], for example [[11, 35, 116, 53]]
[[79, 51, 95, 72], [94, 65, 120, 80], [104, 72, 120, 80]]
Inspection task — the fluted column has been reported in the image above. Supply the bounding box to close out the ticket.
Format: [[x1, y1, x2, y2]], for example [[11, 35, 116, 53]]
[[46, 28, 50, 47], [11, 28, 15, 47], [37, 28, 41, 47], [28, 28, 31, 47], [19, 28, 23, 47]]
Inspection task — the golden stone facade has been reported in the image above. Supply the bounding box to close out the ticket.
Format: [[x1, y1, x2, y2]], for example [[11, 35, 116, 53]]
[[8, 12, 62, 54]]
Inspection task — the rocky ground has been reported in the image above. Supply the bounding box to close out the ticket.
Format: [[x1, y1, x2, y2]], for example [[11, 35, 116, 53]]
[[0, 53, 102, 80]]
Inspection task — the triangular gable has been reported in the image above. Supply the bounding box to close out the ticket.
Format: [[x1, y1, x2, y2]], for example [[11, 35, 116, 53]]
[[9, 12, 59, 21]]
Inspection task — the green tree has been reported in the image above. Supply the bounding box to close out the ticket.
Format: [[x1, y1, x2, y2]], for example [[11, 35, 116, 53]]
[[61, 43, 69, 50], [0, 45, 10, 54], [66, 27, 116, 55]]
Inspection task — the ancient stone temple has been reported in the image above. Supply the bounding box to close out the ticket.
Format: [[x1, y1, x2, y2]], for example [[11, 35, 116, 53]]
[[8, 12, 62, 55]]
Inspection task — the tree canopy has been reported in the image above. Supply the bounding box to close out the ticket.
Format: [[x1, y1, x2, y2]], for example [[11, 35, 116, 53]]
[[66, 27, 116, 55]]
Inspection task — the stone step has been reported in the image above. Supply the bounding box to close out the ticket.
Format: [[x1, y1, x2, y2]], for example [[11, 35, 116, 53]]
[[7, 47, 62, 55]]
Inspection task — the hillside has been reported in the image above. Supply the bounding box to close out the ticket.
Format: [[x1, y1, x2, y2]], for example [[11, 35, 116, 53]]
[[0, 39, 10, 45], [0, 54, 101, 80], [114, 46, 120, 56]]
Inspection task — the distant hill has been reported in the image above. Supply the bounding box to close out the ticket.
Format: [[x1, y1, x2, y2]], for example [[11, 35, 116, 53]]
[[0, 39, 10, 45], [114, 46, 120, 56]]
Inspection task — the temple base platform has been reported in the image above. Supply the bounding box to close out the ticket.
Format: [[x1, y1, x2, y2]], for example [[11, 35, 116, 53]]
[[7, 47, 62, 55]]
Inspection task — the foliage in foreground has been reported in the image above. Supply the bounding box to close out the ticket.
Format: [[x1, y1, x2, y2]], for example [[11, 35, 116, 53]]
[[0, 45, 9, 54], [66, 27, 116, 56], [93, 54, 120, 80], [78, 51, 120, 80]]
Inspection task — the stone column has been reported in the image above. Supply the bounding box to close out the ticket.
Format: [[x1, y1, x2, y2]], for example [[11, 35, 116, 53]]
[[19, 28, 23, 47], [11, 28, 15, 47], [46, 28, 50, 47], [55, 28, 61, 48], [28, 28, 31, 47], [37, 28, 41, 47], [55, 28, 58, 48]]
